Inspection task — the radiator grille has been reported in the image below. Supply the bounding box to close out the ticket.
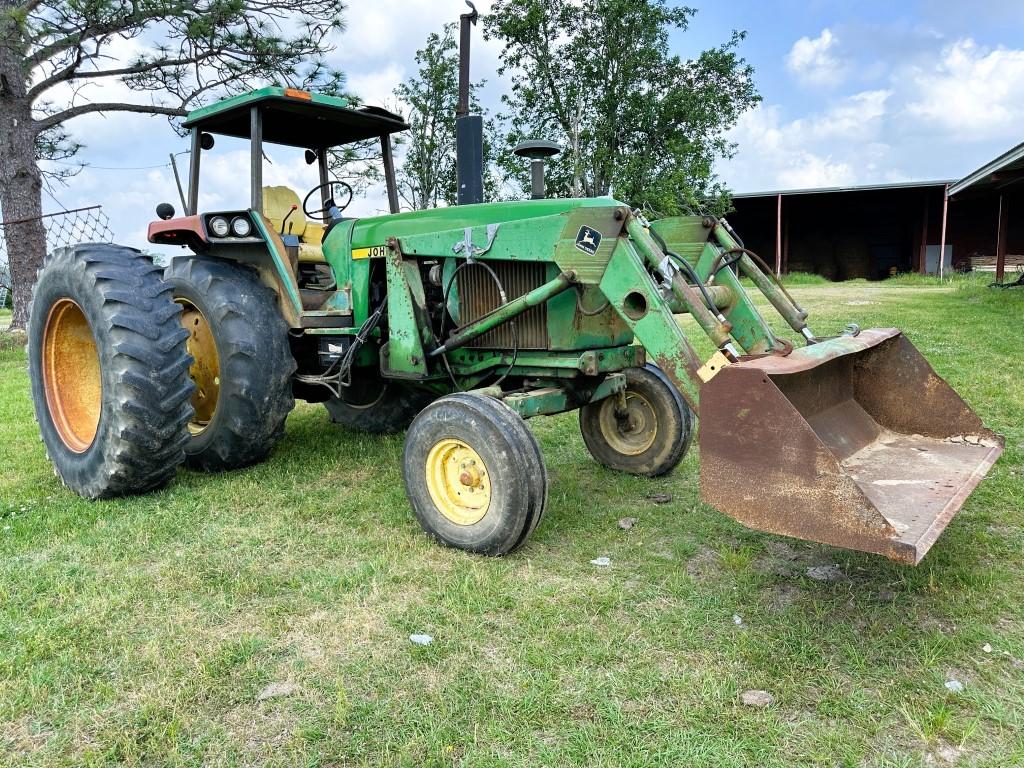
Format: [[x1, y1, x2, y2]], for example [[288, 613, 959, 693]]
[[456, 261, 549, 349]]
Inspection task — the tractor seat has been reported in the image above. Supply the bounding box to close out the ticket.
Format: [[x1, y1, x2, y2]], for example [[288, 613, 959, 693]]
[[261, 186, 326, 263]]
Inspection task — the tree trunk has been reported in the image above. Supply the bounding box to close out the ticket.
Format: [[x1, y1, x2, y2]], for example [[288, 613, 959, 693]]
[[0, 17, 46, 332]]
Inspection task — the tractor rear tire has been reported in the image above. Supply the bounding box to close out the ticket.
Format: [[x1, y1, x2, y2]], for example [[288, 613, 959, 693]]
[[164, 257, 295, 472], [579, 364, 693, 477], [27, 244, 194, 499], [324, 377, 432, 434], [402, 393, 548, 556]]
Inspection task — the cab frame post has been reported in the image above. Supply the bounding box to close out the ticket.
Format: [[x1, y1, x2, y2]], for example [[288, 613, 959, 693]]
[[250, 106, 263, 213]]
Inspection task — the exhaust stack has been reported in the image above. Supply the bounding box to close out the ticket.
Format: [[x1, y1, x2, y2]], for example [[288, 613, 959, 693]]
[[456, 1, 483, 205]]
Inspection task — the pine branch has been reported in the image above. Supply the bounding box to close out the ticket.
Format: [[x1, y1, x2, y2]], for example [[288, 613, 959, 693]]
[[35, 102, 187, 132]]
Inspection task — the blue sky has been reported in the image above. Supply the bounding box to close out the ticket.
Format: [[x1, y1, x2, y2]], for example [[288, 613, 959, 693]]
[[34, 0, 1024, 250]]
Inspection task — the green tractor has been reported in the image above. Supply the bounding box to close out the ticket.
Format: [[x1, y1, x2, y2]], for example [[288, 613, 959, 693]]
[[27, 86, 1002, 563]]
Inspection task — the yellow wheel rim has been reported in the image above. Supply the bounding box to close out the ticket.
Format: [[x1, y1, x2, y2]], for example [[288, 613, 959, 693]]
[[425, 438, 491, 526], [177, 299, 220, 435], [597, 392, 658, 456], [42, 299, 102, 453]]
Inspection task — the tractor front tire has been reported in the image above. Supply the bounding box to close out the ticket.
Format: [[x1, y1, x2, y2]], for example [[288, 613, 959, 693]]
[[27, 244, 194, 499], [324, 377, 432, 434], [402, 393, 547, 556], [164, 257, 295, 472], [579, 364, 693, 477]]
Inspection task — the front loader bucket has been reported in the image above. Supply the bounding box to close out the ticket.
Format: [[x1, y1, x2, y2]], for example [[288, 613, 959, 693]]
[[699, 329, 1003, 564]]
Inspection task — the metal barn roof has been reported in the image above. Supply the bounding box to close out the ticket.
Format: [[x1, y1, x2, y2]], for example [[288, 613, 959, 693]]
[[732, 180, 954, 199], [948, 141, 1024, 198]]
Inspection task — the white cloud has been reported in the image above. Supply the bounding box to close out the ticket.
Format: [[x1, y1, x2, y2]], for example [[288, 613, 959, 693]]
[[786, 28, 846, 87], [799, 89, 890, 141], [904, 39, 1024, 141], [721, 91, 895, 191], [723, 106, 855, 191], [337, 0, 447, 62], [346, 64, 406, 108], [721, 30, 1024, 193]]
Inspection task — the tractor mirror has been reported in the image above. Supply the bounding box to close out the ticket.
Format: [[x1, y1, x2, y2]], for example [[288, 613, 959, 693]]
[[199, 133, 215, 150], [304, 149, 317, 165], [156, 203, 175, 220]]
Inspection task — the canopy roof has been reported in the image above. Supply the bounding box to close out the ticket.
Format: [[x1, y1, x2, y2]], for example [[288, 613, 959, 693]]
[[949, 140, 1024, 199], [182, 87, 408, 149]]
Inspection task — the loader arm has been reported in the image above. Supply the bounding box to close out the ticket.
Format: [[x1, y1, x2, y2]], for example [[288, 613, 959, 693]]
[[596, 210, 1003, 564]]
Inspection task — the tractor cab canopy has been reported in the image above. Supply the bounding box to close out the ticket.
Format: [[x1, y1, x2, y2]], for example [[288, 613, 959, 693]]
[[178, 86, 409, 221]]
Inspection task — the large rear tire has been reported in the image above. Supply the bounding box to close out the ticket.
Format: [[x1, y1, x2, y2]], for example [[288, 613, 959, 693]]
[[27, 244, 194, 499], [324, 374, 432, 434], [402, 394, 547, 556], [579, 364, 693, 477], [164, 257, 295, 472]]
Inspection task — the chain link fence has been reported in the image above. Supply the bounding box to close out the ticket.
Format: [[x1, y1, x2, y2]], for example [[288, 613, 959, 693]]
[[0, 205, 114, 258], [0, 206, 114, 315]]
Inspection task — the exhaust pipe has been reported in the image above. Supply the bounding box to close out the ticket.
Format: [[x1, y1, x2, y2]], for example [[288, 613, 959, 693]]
[[456, 1, 484, 205]]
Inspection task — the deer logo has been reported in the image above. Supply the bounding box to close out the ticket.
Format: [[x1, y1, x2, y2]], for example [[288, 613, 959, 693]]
[[575, 226, 602, 255]]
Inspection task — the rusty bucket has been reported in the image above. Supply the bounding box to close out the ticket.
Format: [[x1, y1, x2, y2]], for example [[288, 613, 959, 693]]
[[699, 329, 1003, 564]]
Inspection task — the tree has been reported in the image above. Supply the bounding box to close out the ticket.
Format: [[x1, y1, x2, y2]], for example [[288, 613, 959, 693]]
[[0, 257, 11, 309], [484, 0, 759, 214], [0, 0, 347, 330], [393, 24, 494, 210]]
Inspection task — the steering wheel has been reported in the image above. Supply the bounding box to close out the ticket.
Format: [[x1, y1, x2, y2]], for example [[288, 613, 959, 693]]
[[303, 180, 354, 219]]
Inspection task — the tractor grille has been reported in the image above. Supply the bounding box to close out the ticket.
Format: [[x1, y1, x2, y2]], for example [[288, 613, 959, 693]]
[[457, 261, 549, 349]]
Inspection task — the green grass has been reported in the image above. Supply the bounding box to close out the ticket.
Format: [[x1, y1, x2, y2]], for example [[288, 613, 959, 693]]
[[779, 271, 832, 285], [1, 280, 1022, 767]]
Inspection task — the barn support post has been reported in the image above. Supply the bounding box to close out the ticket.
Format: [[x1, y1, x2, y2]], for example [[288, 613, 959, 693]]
[[918, 193, 930, 275], [775, 193, 782, 277], [939, 184, 949, 279], [783, 206, 790, 275], [995, 194, 1008, 283]]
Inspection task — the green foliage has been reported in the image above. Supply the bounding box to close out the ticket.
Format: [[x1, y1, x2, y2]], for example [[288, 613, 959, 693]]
[[392, 24, 497, 209], [484, 0, 760, 214], [17, 0, 350, 163]]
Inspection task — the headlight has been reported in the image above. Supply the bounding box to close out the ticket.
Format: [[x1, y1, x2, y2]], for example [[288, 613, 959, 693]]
[[230, 216, 252, 237], [209, 216, 229, 237]]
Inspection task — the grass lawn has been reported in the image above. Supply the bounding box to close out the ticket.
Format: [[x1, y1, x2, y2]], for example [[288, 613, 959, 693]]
[[1, 278, 1022, 767]]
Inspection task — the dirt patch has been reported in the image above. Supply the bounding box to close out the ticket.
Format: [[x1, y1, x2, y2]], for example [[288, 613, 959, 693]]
[[767, 583, 804, 612], [685, 545, 722, 581], [281, 584, 426, 670], [925, 741, 964, 766], [752, 540, 813, 577], [0, 714, 51, 759]]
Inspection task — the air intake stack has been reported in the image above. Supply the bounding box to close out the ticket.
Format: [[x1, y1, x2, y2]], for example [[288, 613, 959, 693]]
[[513, 140, 561, 199]]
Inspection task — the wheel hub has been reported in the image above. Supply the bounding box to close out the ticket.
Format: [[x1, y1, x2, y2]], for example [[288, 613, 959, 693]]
[[42, 299, 102, 453], [177, 299, 220, 435], [599, 391, 658, 456], [425, 438, 491, 525]]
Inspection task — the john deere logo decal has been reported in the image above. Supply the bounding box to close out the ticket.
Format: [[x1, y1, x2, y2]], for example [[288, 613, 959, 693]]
[[575, 226, 602, 255]]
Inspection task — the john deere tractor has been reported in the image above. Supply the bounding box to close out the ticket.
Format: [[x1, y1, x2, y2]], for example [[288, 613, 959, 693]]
[[27, 86, 1002, 563]]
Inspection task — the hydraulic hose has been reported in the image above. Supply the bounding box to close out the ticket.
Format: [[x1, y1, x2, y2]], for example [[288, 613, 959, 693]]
[[711, 246, 807, 316], [648, 227, 720, 314]]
